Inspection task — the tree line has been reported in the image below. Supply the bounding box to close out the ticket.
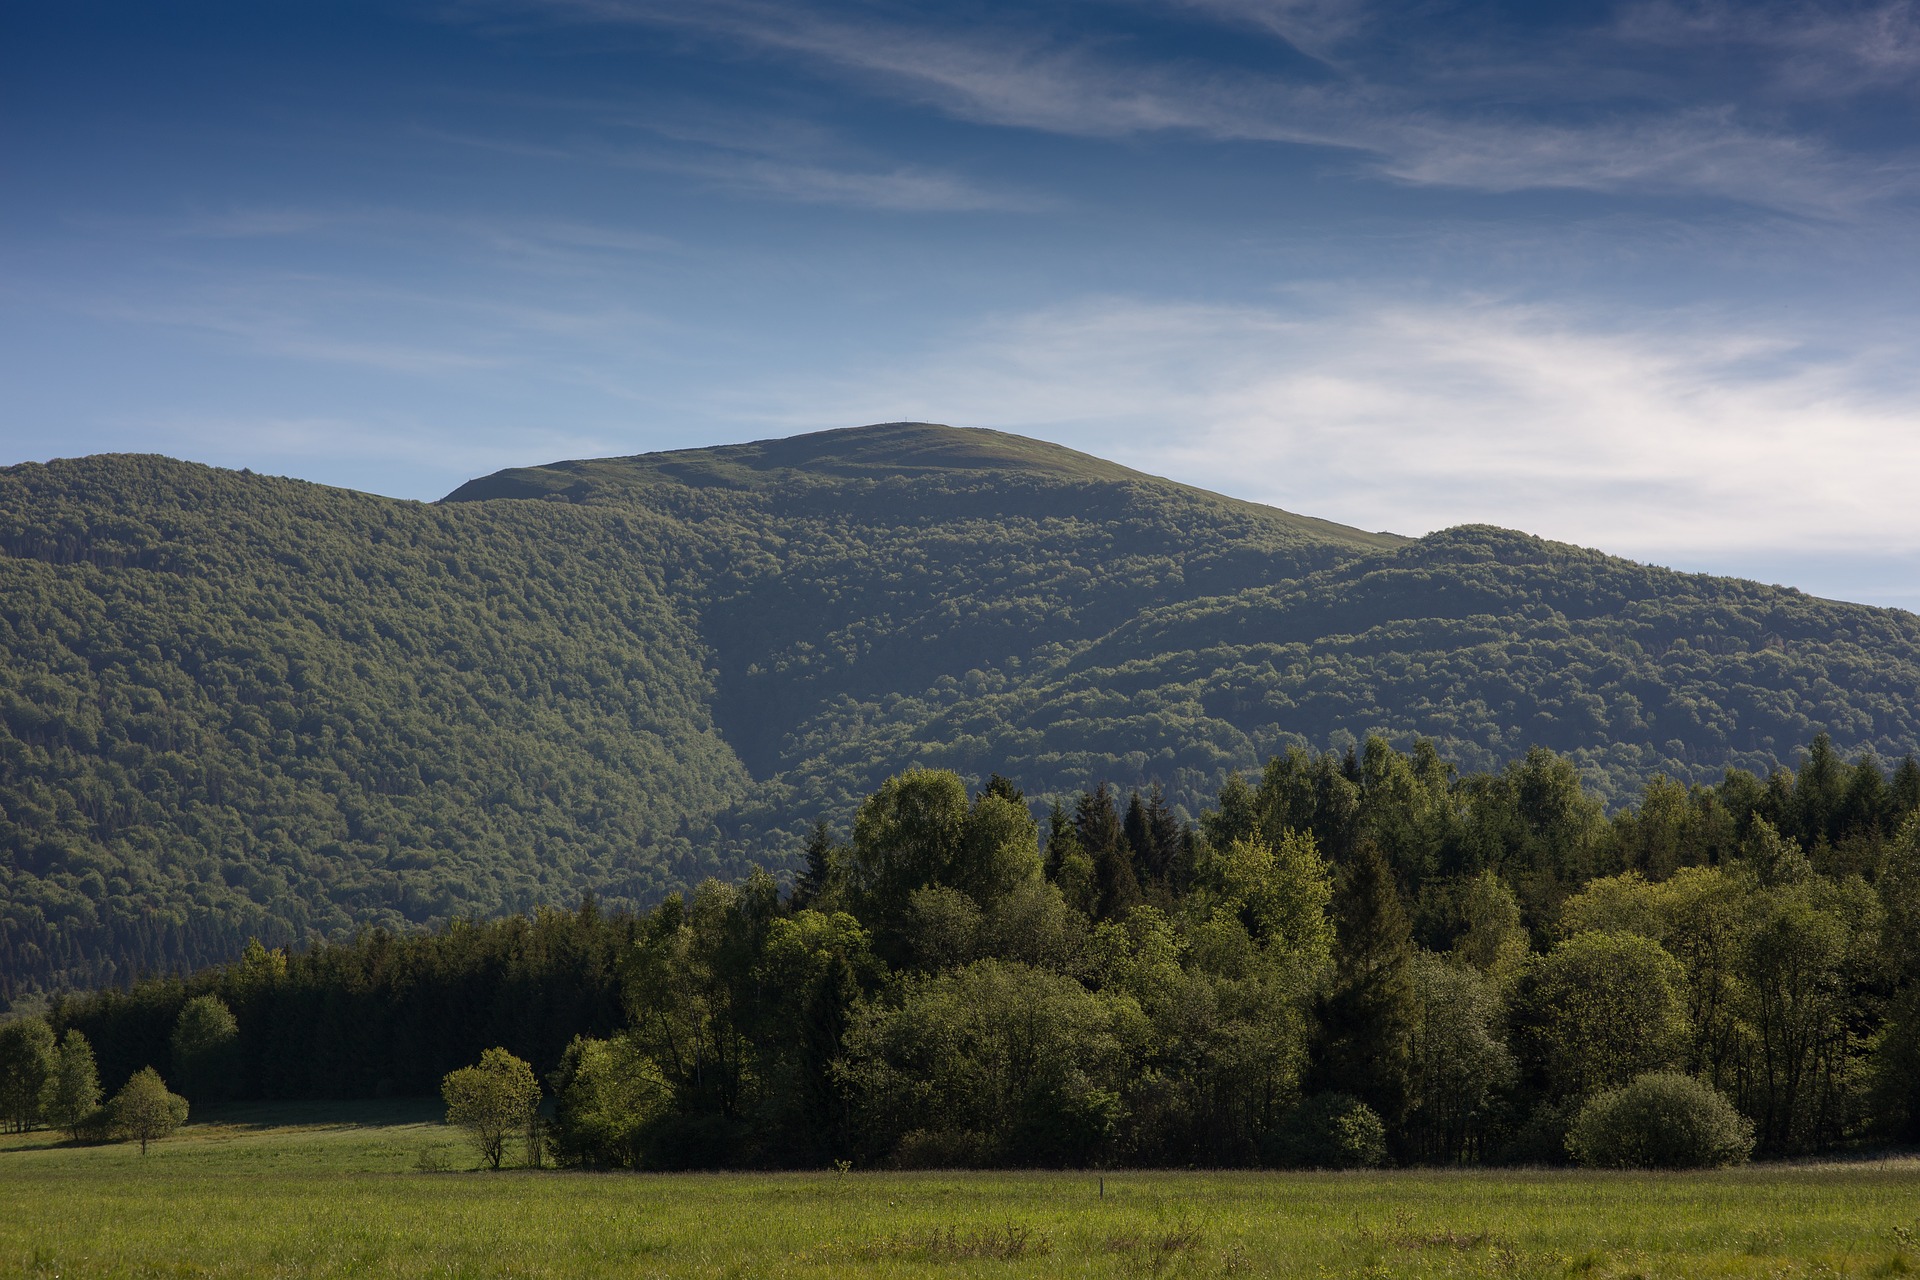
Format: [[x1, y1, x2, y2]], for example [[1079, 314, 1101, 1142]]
[[8, 734, 1920, 1168], [13, 441, 1920, 1013]]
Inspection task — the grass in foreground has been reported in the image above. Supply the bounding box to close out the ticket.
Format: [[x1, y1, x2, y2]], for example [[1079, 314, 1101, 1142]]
[[3, 1105, 1918, 1278]]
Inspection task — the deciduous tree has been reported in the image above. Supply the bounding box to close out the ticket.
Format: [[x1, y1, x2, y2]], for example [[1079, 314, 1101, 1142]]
[[110, 1067, 189, 1153], [441, 1047, 541, 1170]]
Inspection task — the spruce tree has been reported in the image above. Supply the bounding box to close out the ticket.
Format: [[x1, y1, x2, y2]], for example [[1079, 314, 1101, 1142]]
[[1309, 843, 1417, 1133], [1123, 790, 1153, 882], [1075, 787, 1138, 920], [1893, 757, 1920, 825], [981, 774, 1025, 805], [791, 819, 835, 909], [1794, 734, 1846, 847], [1145, 784, 1183, 886], [1043, 802, 1078, 880], [1075, 786, 1124, 859]]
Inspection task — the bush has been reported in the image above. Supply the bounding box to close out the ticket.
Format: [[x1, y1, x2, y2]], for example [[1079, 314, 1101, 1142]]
[[1567, 1071, 1754, 1169], [547, 1034, 672, 1170], [1265, 1093, 1387, 1169]]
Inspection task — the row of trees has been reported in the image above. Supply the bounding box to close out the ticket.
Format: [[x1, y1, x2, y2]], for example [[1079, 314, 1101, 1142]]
[[12, 735, 1920, 1168], [0, 1015, 188, 1151]]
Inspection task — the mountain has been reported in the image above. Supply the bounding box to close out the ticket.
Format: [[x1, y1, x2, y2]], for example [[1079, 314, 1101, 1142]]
[[3, 422, 1918, 1000]]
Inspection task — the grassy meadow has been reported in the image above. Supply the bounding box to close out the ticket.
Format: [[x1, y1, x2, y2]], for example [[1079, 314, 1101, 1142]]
[[2, 1105, 1917, 1279]]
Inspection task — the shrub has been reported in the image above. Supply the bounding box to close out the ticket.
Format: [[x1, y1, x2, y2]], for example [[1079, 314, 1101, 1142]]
[[1567, 1071, 1754, 1169], [1266, 1093, 1387, 1169]]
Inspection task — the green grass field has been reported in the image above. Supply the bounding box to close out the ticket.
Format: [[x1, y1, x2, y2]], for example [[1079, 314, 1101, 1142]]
[[3, 1106, 1917, 1278]]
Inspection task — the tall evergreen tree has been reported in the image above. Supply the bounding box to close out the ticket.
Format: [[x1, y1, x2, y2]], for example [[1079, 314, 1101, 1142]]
[[1043, 802, 1078, 880], [790, 820, 835, 910], [1123, 790, 1153, 882], [1075, 785, 1142, 920], [1892, 757, 1920, 825], [1074, 786, 1124, 859], [1794, 734, 1847, 848], [1123, 783, 1185, 888], [980, 774, 1025, 805], [1309, 843, 1417, 1133]]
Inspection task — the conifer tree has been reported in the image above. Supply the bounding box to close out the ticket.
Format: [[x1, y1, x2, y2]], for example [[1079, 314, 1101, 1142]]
[[1309, 843, 1417, 1132], [1043, 802, 1078, 880], [1892, 757, 1920, 824], [1075, 786, 1124, 859], [1123, 789, 1153, 881], [981, 774, 1024, 805], [791, 819, 835, 909]]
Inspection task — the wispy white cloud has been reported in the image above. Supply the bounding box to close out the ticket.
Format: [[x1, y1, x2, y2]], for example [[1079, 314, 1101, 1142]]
[[115, 205, 680, 262], [489, 0, 1912, 215], [1152, 0, 1374, 60], [732, 292, 1920, 562], [1619, 1, 1920, 96], [425, 119, 1053, 213], [87, 297, 503, 375], [79, 272, 670, 375]]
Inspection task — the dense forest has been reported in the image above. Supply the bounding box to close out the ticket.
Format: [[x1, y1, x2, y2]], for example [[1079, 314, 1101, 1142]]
[[12, 737, 1920, 1169], [5, 422, 1920, 1002]]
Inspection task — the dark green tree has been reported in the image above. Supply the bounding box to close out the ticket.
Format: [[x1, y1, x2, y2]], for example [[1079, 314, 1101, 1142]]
[[170, 994, 241, 1103], [790, 819, 836, 910], [1308, 843, 1416, 1134]]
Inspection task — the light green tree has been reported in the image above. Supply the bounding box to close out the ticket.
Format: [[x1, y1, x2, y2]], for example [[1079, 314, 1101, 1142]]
[[110, 1067, 189, 1153], [442, 1047, 541, 1170], [1407, 951, 1514, 1162], [1450, 869, 1529, 980], [42, 1030, 102, 1140], [1518, 930, 1689, 1099], [547, 1035, 672, 1169]]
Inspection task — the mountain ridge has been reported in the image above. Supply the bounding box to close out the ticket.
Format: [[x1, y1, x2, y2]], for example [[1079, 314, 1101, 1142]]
[[2, 424, 1917, 1000]]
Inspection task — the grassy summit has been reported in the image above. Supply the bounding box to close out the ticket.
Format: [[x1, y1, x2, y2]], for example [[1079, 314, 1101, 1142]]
[[2, 423, 1918, 998]]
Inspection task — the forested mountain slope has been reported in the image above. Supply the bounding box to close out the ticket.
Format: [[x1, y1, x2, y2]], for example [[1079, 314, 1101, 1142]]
[[3, 423, 1918, 1000]]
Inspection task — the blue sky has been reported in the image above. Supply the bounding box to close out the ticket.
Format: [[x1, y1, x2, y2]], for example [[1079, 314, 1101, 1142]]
[[6, 1, 1920, 606]]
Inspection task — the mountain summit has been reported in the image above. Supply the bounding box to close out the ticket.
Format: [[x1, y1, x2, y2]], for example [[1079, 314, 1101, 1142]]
[[3, 424, 1917, 997]]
